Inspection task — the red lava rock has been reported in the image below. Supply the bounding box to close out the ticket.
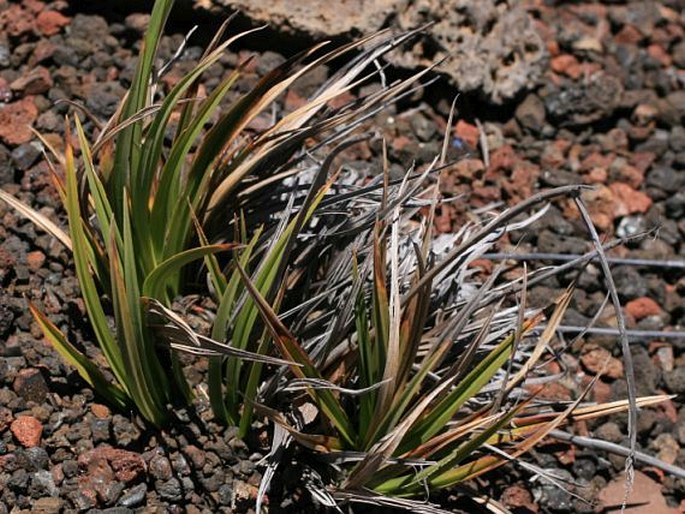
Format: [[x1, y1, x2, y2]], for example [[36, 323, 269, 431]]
[[468, 258, 493, 274], [26, 250, 46, 272], [12, 367, 49, 402], [91, 404, 111, 419], [391, 134, 412, 153], [0, 5, 36, 37], [504, 160, 540, 202], [591, 378, 612, 403], [11, 66, 53, 96], [546, 39, 560, 56], [584, 166, 608, 184], [35, 10, 70, 36], [0, 97, 39, 145], [528, 382, 572, 401], [613, 162, 645, 189], [454, 119, 479, 148], [31, 40, 57, 66], [472, 185, 501, 206], [566, 184, 614, 231], [183, 445, 206, 470], [580, 151, 613, 171], [540, 142, 566, 169], [655, 394, 678, 424], [629, 152, 656, 174], [625, 297, 663, 321], [327, 90, 354, 110], [434, 204, 452, 233], [615, 24, 644, 45], [550, 54, 582, 79], [599, 471, 678, 514], [24, 0, 46, 14], [500, 485, 538, 512], [10, 416, 43, 447], [453, 158, 485, 180], [609, 182, 652, 216], [647, 44, 672, 67], [284, 89, 307, 111], [580, 345, 623, 379], [78, 447, 146, 483], [487, 144, 516, 173]]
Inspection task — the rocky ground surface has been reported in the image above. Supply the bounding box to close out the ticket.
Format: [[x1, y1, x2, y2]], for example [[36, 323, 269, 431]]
[[0, 0, 685, 512]]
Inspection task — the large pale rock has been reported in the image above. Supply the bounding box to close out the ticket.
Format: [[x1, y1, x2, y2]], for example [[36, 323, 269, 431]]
[[198, 0, 400, 37], [197, 0, 548, 104]]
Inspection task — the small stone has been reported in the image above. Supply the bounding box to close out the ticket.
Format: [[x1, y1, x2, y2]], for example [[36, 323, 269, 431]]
[[580, 345, 623, 379], [32, 497, 64, 514], [10, 142, 41, 171], [91, 418, 111, 443], [149, 454, 173, 481], [35, 10, 70, 36], [183, 445, 205, 470], [0, 406, 13, 431], [654, 344, 674, 373], [550, 54, 581, 79], [156, 477, 182, 502], [118, 483, 147, 508], [453, 119, 479, 148], [616, 215, 646, 238], [78, 447, 146, 484], [92, 403, 111, 418], [625, 297, 663, 321], [25, 251, 46, 273], [12, 367, 49, 402], [124, 13, 150, 33], [515, 93, 546, 133], [593, 422, 623, 443], [664, 367, 685, 395], [29, 469, 58, 498], [646, 166, 684, 193], [11, 416, 43, 447], [70, 489, 98, 511], [600, 471, 675, 513], [650, 433, 679, 465], [536, 468, 573, 511], [218, 483, 233, 506], [19, 446, 49, 471], [0, 97, 38, 145], [500, 484, 537, 512], [10, 67, 53, 96], [609, 182, 652, 216]]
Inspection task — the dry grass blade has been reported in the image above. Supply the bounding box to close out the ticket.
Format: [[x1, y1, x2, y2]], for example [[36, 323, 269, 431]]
[[548, 429, 685, 479], [404, 185, 592, 304], [573, 195, 638, 505], [256, 423, 291, 514], [334, 490, 454, 514], [502, 282, 574, 394], [144, 298, 297, 367], [0, 189, 72, 251]]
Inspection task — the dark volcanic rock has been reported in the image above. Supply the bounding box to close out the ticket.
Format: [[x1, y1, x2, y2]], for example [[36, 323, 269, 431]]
[[543, 72, 624, 126]]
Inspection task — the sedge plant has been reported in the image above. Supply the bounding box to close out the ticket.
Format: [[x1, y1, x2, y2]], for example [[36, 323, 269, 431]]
[[0, 0, 438, 425], [186, 163, 672, 510]]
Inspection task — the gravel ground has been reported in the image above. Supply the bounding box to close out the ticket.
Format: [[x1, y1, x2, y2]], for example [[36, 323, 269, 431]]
[[0, 1, 684, 512]]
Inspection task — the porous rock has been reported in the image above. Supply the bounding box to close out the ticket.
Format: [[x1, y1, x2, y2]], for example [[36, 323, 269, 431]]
[[201, 0, 547, 103]]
